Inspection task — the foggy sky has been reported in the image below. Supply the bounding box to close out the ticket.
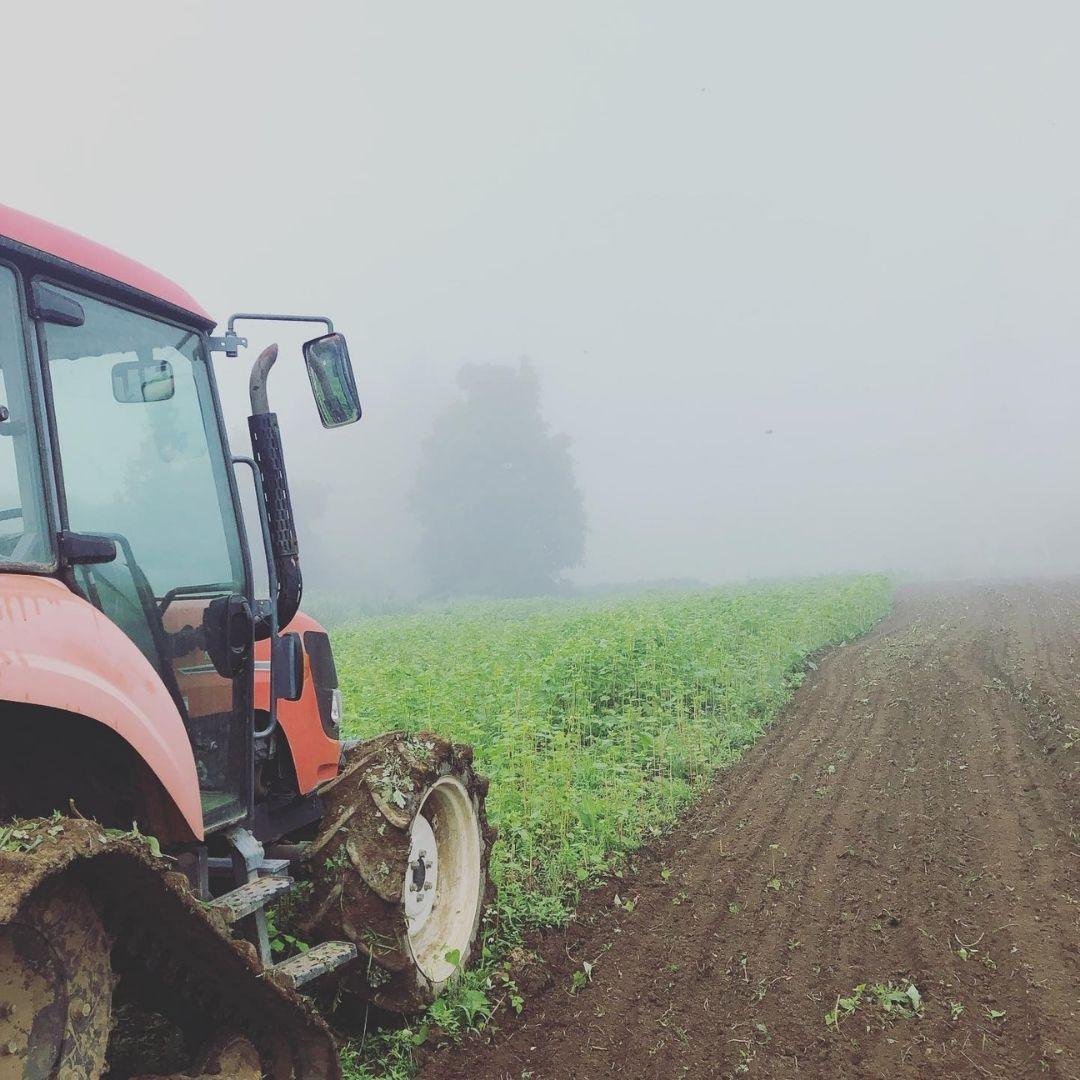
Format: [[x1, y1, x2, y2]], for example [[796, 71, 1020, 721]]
[[4, 2, 1080, 592]]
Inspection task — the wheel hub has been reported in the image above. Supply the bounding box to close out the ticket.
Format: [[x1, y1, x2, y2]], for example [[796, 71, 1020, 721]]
[[404, 813, 438, 929]]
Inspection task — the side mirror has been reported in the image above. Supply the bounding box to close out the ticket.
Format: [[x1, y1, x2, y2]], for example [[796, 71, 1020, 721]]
[[112, 358, 175, 403], [273, 631, 305, 701], [302, 333, 362, 428]]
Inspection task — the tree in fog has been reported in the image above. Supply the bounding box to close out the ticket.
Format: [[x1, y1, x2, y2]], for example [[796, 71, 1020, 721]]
[[413, 359, 585, 596]]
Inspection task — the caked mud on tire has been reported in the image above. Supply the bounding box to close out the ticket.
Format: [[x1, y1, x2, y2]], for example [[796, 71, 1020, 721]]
[[134, 1033, 263, 1080], [0, 818, 341, 1080], [0, 879, 114, 1079], [294, 732, 495, 1015]]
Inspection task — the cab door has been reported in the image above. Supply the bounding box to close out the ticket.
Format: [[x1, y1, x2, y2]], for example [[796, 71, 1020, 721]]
[[36, 282, 254, 832]]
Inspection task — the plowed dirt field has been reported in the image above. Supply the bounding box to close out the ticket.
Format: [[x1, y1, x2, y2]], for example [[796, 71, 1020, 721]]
[[422, 584, 1079, 1079]]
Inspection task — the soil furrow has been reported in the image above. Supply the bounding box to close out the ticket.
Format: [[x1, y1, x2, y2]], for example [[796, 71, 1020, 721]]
[[421, 584, 1080, 1080]]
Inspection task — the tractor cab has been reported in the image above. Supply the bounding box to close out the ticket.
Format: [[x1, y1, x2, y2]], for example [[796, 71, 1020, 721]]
[[0, 205, 361, 837], [39, 284, 258, 829], [0, 210, 492, 1075]]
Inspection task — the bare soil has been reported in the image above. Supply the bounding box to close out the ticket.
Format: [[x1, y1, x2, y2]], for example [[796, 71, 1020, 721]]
[[422, 584, 1080, 1079]]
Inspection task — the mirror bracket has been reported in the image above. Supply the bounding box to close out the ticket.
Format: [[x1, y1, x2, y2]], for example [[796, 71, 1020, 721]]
[[208, 330, 248, 357]]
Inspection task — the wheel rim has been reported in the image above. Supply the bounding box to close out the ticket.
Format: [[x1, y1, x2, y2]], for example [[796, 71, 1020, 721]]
[[403, 775, 483, 984]]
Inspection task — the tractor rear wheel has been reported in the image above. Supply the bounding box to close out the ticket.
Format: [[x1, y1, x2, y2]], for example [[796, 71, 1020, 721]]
[[1, 820, 341, 1079], [132, 1034, 262, 1080], [294, 732, 494, 1016]]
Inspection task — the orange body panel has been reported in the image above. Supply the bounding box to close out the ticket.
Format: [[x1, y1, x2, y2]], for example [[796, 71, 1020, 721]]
[[254, 611, 341, 794], [0, 575, 204, 839]]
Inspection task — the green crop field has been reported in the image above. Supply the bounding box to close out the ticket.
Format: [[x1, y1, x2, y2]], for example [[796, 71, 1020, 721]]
[[329, 576, 892, 1077]]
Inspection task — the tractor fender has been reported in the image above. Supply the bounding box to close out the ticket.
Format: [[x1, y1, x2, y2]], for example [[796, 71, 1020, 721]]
[[0, 575, 203, 840]]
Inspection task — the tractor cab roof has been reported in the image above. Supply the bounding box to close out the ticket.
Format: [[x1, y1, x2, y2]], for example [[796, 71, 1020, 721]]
[[0, 204, 213, 328]]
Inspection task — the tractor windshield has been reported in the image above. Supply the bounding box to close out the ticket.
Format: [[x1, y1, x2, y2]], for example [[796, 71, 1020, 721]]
[[40, 286, 251, 830]]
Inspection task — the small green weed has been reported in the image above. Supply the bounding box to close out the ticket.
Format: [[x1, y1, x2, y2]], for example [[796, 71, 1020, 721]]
[[570, 959, 594, 993], [265, 909, 310, 958], [825, 984, 865, 1030], [870, 981, 922, 1017], [826, 980, 922, 1031]]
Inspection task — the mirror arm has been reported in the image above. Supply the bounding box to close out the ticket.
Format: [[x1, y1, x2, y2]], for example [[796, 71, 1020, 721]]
[[228, 312, 334, 334], [211, 315, 335, 358]]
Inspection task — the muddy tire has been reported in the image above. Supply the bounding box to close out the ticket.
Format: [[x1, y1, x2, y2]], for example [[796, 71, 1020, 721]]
[[133, 1033, 263, 1080], [1, 819, 340, 1080], [0, 880, 114, 1079], [294, 732, 495, 1015]]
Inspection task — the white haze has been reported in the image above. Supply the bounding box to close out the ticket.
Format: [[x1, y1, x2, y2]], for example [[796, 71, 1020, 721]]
[[3, 1, 1080, 594]]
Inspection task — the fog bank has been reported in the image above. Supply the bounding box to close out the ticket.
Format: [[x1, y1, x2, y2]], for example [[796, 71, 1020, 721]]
[[4, 2, 1080, 595]]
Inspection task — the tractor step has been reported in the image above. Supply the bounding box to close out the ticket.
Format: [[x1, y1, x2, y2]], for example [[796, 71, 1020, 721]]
[[207, 855, 291, 877], [258, 857, 292, 877], [271, 941, 358, 990], [210, 875, 294, 924]]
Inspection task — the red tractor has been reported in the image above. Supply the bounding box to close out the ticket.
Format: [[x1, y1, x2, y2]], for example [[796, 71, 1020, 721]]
[[0, 205, 492, 1078]]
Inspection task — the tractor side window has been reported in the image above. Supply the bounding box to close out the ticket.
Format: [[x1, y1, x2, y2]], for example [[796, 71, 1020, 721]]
[[0, 267, 51, 567], [40, 291, 245, 597]]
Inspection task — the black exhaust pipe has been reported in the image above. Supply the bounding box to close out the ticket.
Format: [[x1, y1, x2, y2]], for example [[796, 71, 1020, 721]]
[[248, 345, 303, 630]]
